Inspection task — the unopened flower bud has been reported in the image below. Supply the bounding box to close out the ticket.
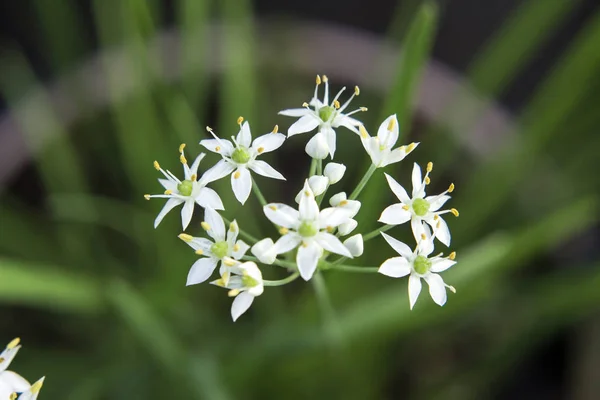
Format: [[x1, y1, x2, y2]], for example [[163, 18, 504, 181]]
[[338, 219, 358, 236], [323, 162, 346, 184], [251, 238, 277, 265], [343, 234, 363, 257]]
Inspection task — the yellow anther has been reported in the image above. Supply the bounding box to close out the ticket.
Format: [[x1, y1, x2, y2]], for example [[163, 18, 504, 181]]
[[195, 249, 204, 255], [237, 116, 244, 125], [31, 379, 44, 394], [0, 358, 4, 363], [233, 244, 240, 252], [425, 176, 431, 185], [447, 285, 457, 293], [228, 289, 240, 297], [272, 125, 279, 133], [7, 338, 20, 349], [449, 251, 456, 260], [448, 183, 455, 193], [10, 393, 16, 400], [326, 226, 334, 233], [144, 194, 150, 200], [433, 214, 439, 220], [257, 147, 265, 154], [420, 233, 426, 240], [180, 154, 187, 164], [269, 205, 277, 211], [387, 118, 396, 132], [316, 75, 321, 85], [224, 258, 236, 267], [153, 161, 160, 170], [206, 126, 213, 132], [191, 174, 197, 181], [302, 102, 309, 108], [437, 221, 441, 228], [451, 208, 460, 217], [214, 278, 225, 287], [229, 222, 237, 232], [164, 189, 172, 195], [407, 143, 416, 151], [360, 107, 368, 112], [333, 100, 341, 109], [322, 75, 328, 82], [179, 143, 186, 153], [354, 86, 360, 96], [233, 171, 241, 179], [201, 221, 211, 231], [359, 125, 369, 139], [427, 162, 433, 172], [279, 227, 289, 235], [178, 233, 193, 242], [402, 205, 410, 211], [215, 146, 221, 152], [304, 190, 311, 197], [301, 242, 308, 248], [339, 200, 348, 206], [399, 145, 406, 152]]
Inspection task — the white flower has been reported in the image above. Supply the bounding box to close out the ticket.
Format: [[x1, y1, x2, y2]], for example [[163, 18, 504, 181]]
[[0, 338, 31, 399], [379, 163, 458, 246], [16, 377, 44, 400], [359, 115, 419, 168], [378, 231, 456, 309], [211, 260, 264, 321], [329, 192, 361, 236], [200, 120, 286, 204], [251, 238, 278, 265], [343, 234, 364, 257], [294, 175, 328, 203], [323, 162, 346, 184], [145, 144, 224, 230], [279, 75, 366, 159], [179, 208, 249, 286], [263, 180, 354, 281]]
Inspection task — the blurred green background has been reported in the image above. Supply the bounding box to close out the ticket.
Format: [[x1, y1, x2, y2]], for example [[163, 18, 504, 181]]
[[1, 0, 599, 399]]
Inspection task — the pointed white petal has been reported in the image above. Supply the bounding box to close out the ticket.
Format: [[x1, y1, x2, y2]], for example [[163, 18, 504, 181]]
[[378, 257, 411, 278], [278, 108, 311, 117], [362, 137, 382, 166], [154, 198, 183, 228], [425, 273, 447, 306], [430, 258, 456, 273], [338, 219, 358, 235], [288, 114, 320, 136], [411, 163, 424, 198], [204, 207, 226, 241], [181, 200, 195, 230], [380, 232, 413, 258], [408, 274, 422, 310], [334, 115, 361, 133], [226, 220, 239, 246], [427, 195, 451, 212], [251, 132, 286, 153], [379, 204, 411, 225], [377, 114, 399, 146], [296, 241, 322, 280], [273, 233, 302, 254], [158, 178, 178, 191], [323, 162, 346, 184], [411, 218, 427, 244], [190, 153, 205, 177], [231, 291, 255, 321], [318, 207, 353, 229], [231, 167, 252, 204], [195, 187, 224, 210], [200, 138, 234, 156], [249, 160, 285, 180], [0, 381, 14, 400], [343, 234, 363, 257], [0, 371, 30, 392], [186, 237, 213, 253], [385, 173, 411, 203], [329, 192, 347, 206], [200, 159, 235, 184], [316, 232, 352, 257], [186, 257, 219, 285], [299, 180, 319, 220], [308, 175, 328, 195], [232, 240, 250, 259], [431, 216, 451, 247], [0, 345, 20, 371], [263, 203, 300, 228], [237, 121, 252, 147], [305, 131, 329, 159], [324, 127, 337, 158]]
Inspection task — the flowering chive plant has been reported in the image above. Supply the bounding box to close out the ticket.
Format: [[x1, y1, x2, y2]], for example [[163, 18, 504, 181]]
[[145, 75, 460, 321]]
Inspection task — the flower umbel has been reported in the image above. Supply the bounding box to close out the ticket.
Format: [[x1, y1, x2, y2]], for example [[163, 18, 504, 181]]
[[211, 260, 264, 321]]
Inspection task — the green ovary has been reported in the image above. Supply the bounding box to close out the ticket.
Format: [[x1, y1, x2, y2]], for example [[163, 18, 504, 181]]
[[413, 255, 432, 275], [231, 147, 251, 164], [412, 198, 430, 216], [177, 180, 194, 196], [210, 241, 229, 259], [318, 106, 335, 122], [242, 275, 259, 288], [298, 221, 318, 237]]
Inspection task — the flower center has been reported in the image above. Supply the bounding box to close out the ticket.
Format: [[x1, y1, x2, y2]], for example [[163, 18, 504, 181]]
[[318, 106, 335, 122], [177, 180, 194, 196], [298, 220, 318, 237], [231, 147, 251, 164], [412, 198, 430, 217], [413, 255, 432, 275], [210, 241, 229, 259], [242, 275, 259, 288]]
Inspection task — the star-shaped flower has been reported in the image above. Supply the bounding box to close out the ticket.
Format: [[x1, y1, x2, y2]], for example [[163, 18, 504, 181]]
[[378, 231, 456, 309], [0, 338, 31, 399], [179, 208, 250, 286], [200, 119, 286, 204], [359, 115, 418, 168], [211, 260, 264, 321], [279, 75, 366, 159], [379, 162, 458, 246], [145, 144, 224, 230], [263, 180, 353, 281]]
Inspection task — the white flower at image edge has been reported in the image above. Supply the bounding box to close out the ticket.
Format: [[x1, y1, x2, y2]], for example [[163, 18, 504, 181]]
[[145, 145, 224, 230], [16, 378, 44, 400], [262, 180, 353, 281], [211, 260, 264, 321], [200, 120, 286, 204], [379, 231, 456, 309], [0, 338, 32, 398], [179, 208, 250, 286], [279, 75, 366, 159], [379, 163, 458, 246], [359, 114, 419, 168]]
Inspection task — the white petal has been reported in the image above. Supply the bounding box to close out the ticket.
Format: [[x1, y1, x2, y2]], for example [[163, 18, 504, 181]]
[[237, 121, 252, 147], [200, 159, 235, 184], [299, 180, 319, 220], [251, 238, 277, 264], [296, 241, 322, 281], [204, 207, 226, 241], [324, 127, 337, 158], [232, 240, 250, 259], [279, 108, 311, 117], [341, 199, 361, 218], [425, 273, 447, 306], [154, 198, 183, 228], [158, 178, 177, 191], [379, 204, 411, 225], [263, 203, 300, 228], [416, 228, 435, 257], [316, 232, 352, 257], [17, 376, 44, 400], [334, 115, 361, 133], [249, 160, 285, 180], [430, 258, 456, 273], [411, 218, 427, 244], [251, 132, 286, 153], [385, 173, 411, 203], [329, 192, 347, 206], [200, 138, 234, 156], [0, 381, 14, 400], [427, 195, 451, 212], [305, 131, 329, 159], [338, 219, 358, 235], [411, 163, 424, 198], [362, 137, 382, 166], [0, 345, 20, 371], [381, 232, 413, 258], [186, 257, 219, 285], [377, 115, 399, 147], [231, 291, 255, 321], [273, 233, 302, 254], [323, 162, 346, 184], [431, 216, 451, 247], [226, 220, 239, 246], [195, 187, 224, 210], [308, 175, 328, 195], [343, 234, 363, 257], [378, 257, 411, 278], [189, 153, 205, 177], [0, 371, 30, 392], [181, 200, 195, 230], [186, 237, 213, 253], [288, 114, 320, 136], [318, 207, 353, 229], [231, 167, 252, 204], [408, 274, 423, 310]]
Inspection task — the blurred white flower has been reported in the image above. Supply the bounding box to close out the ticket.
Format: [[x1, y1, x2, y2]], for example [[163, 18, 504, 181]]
[[343, 234, 364, 257], [263, 180, 353, 280], [378, 230, 456, 309], [379, 163, 458, 246], [200, 119, 286, 204], [0, 338, 31, 399], [16, 377, 44, 400], [211, 260, 264, 321], [323, 162, 346, 184], [279, 75, 366, 159], [179, 208, 249, 286], [145, 145, 224, 230], [359, 115, 418, 168]]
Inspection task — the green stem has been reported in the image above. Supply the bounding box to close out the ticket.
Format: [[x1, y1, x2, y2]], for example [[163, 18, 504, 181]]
[[263, 272, 300, 286], [327, 264, 379, 273], [363, 224, 394, 241], [309, 158, 318, 176], [316, 159, 323, 175], [316, 186, 328, 207], [349, 164, 377, 200], [242, 255, 295, 269], [251, 178, 267, 206], [222, 217, 259, 244], [312, 272, 341, 344]]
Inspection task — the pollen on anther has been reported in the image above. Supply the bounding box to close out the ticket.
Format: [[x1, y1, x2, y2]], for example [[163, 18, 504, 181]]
[[322, 75, 328, 83], [387, 118, 396, 132], [201, 222, 211, 231], [272, 125, 279, 133], [228, 289, 240, 297], [178, 233, 193, 242], [206, 126, 213, 132], [215, 146, 221, 152], [257, 147, 265, 154], [144, 194, 150, 200], [360, 107, 368, 112], [195, 249, 204, 255], [359, 125, 369, 139], [420, 233, 426, 240], [7, 338, 20, 349], [237, 116, 244, 125], [164, 190, 172, 195], [402, 205, 410, 210], [316, 75, 321, 85], [433, 214, 439, 220], [449, 251, 456, 260], [425, 176, 431, 185], [451, 208, 460, 217], [407, 143, 416, 151], [333, 100, 341, 109], [302, 102, 309, 108], [354, 86, 360, 96], [427, 162, 433, 172], [153, 161, 160, 170], [180, 154, 187, 164], [234, 171, 241, 179], [279, 227, 288, 235], [326, 226, 334, 232], [448, 183, 455, 193], [339, 200, 348, 206], [9, 392, 16, 400], [229, 222, 237, 232], [179, 143, 186, 153], [224, 258, 236, 267], [233, 244, 240, 252], [191, 174, 197, 181]]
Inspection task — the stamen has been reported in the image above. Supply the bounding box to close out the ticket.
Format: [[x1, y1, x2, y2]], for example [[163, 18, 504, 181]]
[[234, 171, 241, 179], [7, 338, 20, 349], [228, 289, 240, 297], [178, 233, 193, 242], [191, 174, 197, 181], [407, 143, 417, 152], [427, 162, 433, 172], [144, 194, 150, 200], [164, 190, 172, 195], [179, 143, 186, 153], [153, 161, 160, 171], [451, 208, 459, 217], [302, 102, 309, 108], [446, 285, 457, 293], [359, 125, 369, 139], [448, 183, 455, 193], [180, 154, 187, 164], [272, 125, 279, 133], [326, 226, 334, 233], [425, 176, 431, 185], [339, 200, 348, 206], [345, 107, 367, 116], [215, 146, 221, 152], [449, 251, 456, 260], [229, 222, 237, 232], [279, 227, 288, 235], [224, 258, 236, 267], [333, 100, 341, 109], [233, 244, 240, 252], [436, 221, 441, 228], [201, 222, 211, 231], [322, 75, 328, 83], [257, 147, 265, 154], [402, 205, 410, 210], [269, 205, 277, 211], [433, 214, 439, 220], [195, 249, 204, 255], [10, 393, 16, 400], [331, 86, 347, 106], [354, 86, 360, 96], [387, 118, 396, 132], [237, 116, 244, 125], [420, 233, 426, 240], [316, 75, 321, 85]]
